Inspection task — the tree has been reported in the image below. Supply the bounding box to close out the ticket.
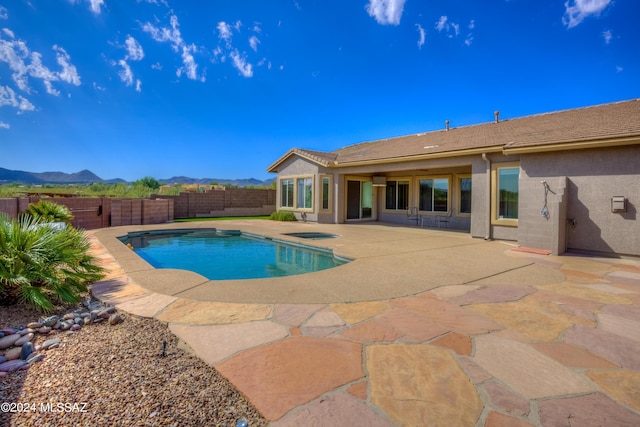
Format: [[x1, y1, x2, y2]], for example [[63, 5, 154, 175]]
[[134, 176, 161, 190]]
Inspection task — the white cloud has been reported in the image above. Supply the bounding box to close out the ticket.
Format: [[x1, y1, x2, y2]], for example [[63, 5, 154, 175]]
[[0, 34, 80, 98], [416, 24, 426, 49], [151, 62, 162, 70], [69, 0, 105, 14], [435, 16, 448, 32], [563, 0, 611, 28], [249, 35, 260, 52], [117, 59, 134, 86], [142, 15, 203, 81], [229, 50, 253, 78], [0, 121, 9, 129], [366, 0, 406, 25], [89, 0, 104, 14], [602, 29, 612, 44], [0, 85, 35, 112], [616, 65, 623, 72], [125, 35, 144, 61], [54, 46, 81, 86], [135, 79, 142, 92], [469, 20, 475, 30], [2, 28, 14, 38], [0, 6, 7, 20], [217, 21, 233, 44]]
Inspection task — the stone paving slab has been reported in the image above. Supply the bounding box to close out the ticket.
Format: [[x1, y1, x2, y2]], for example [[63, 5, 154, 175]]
[[597, 313, 640, 342], [473, 334, 596, 399], [366, 344, 483, 427], [585, 370, 640, 413], [155, 299, 272, 324], [537, 392, 640, 427], [116, 292, 178, 318], [271, 392, 396, 427], [215, 336, 363, 421], [564, 324, 640, 370], [169, 321, 289, 365]]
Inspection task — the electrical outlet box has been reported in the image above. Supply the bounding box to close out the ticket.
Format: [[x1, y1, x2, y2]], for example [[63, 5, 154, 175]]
[[611, 196, 626, 213]]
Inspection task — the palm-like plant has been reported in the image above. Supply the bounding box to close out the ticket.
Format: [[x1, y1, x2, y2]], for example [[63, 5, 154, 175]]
[[0, 213, 104, 311], [25, 200, 74, 225]]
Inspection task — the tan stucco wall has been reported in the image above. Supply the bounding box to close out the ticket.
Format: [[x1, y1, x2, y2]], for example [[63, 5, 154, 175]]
[[520, 145, 640, 256]]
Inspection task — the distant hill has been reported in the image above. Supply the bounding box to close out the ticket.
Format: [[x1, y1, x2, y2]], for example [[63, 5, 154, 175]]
[[0, 167, 272, 187], [160, 176, 273, 187], [0, 167, 118, 185]]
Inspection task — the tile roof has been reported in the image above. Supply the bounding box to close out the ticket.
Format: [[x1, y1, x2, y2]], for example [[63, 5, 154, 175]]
[[269, 99, 640, 171]]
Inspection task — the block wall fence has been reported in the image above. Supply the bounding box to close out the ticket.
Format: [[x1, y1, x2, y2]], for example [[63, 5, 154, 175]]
[[0, 188, 276, 230]]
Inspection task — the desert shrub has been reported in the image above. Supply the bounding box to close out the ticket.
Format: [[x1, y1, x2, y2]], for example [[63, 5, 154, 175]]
[[269, 211, 297, 221], [25, 200, 74, 225], [0, 213, 104, 311]]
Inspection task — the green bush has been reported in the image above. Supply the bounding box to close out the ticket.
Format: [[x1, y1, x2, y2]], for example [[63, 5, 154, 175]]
[[25, 200, 74, 225], [0, 213, 105, 311], [269, 211, 297, 221]]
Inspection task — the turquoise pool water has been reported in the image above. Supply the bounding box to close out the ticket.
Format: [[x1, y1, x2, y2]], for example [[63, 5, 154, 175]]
[[119, 229, 348, 280]]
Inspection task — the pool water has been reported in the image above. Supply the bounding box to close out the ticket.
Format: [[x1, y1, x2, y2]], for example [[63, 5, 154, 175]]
[[120, 229, 348, 280]]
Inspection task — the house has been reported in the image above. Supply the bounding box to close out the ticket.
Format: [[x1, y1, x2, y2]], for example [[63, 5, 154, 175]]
[[267, 99, 640, 257]]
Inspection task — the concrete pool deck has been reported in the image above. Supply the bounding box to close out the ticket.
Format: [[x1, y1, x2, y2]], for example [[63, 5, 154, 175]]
[[89, 220, 640, 426]]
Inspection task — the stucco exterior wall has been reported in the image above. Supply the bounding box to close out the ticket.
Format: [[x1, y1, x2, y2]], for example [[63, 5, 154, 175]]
[[520, 145, 640, 256]]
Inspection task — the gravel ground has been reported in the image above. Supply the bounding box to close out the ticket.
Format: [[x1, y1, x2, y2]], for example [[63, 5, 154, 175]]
[[0, 303, 268, 427]]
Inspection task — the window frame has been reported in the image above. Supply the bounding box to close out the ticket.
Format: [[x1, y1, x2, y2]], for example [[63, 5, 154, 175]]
[[320, 175, 332, 212], [383, 178, 411, 212], [417, 175, 451, 215], [490, 163, 519, 227], [280, 178, 294, 209], [457, 174, 472, 217], [278, 175, 314, 212], [296, 177, 313, 210]]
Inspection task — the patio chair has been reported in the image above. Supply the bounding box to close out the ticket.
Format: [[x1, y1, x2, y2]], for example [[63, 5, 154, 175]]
[[407, 207, 420, 225]]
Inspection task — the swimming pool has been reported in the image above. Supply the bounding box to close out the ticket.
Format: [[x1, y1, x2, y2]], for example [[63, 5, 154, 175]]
[[119, 229, 349, 280]]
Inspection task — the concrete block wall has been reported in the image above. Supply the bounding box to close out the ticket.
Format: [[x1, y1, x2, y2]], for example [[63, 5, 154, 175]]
[[155, 188, 276, 218]]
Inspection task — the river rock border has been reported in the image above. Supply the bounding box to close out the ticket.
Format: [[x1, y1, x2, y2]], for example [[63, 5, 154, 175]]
[[0, 298, 124, 376]]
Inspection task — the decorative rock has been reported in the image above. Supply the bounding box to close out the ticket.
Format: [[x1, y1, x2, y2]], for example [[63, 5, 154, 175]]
[[98, 307, 117, 319], [0, 332, 4, 339], [60, 321, 73, 331], [0, 328, 17, 336], [74, 317, 84, 326], [27, 321, 42, 329], [20, 342, 34, 360], [0, 333, 21, 350], [109, 313, 124, 325], [15, 333, 34, 346], [0, 359, 27, 372], [42, 315, 59, 327], [4, 347, 22, 361], [53, 321, 62, 330], [70, 324, 82, 331], [26, 353, 45, 365], [41, 338, 62, 350], [19, 328, 35, 335], [80, 312, 91, 318], [93, 317, 104, 323], [38, 326, 52, 334], [63, 313, 75, 320], [0, 355, 6, 364]]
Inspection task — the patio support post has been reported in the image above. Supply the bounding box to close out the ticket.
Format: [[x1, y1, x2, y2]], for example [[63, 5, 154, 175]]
[[482, 152, 492, 240]]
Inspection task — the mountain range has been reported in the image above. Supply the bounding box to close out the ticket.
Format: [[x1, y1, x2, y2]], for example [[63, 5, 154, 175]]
[[0, 167, 273, 187]]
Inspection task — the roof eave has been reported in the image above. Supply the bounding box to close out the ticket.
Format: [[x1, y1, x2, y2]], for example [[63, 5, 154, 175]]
[[266, 149, 334, 173], [502, 135, 640, 155], [333, 146, 504, 167]]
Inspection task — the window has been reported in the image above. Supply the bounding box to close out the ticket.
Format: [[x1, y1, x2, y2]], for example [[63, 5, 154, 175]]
[[491, 163, 519, 226], [296, 177, 313, 209], [385, 180, 409, 210], [321, 176, 331, 211], [498, 167, 518, 219], [280, 179, 294, 208], [459, 176, 472, 214], [419, 178, 449, 212]]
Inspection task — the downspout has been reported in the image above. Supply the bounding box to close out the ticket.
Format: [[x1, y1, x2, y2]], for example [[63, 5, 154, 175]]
[[482, 153, 491, 240]]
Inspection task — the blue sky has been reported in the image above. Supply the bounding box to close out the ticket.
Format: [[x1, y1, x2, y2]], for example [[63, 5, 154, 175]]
[[1, 0, 638, 182]]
